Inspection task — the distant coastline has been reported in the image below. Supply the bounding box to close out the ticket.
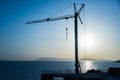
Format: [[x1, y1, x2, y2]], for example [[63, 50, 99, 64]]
[[34, 57, 110, 61], [35, 58, 73, 61], [0, 58, 118, 62]]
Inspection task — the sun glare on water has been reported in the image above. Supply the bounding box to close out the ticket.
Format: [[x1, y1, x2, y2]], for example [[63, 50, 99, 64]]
[[83, 60, 95, 72]]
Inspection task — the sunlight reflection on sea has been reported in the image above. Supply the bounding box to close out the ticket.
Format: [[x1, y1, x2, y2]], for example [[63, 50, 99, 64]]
[[81, 60, 96, 72]]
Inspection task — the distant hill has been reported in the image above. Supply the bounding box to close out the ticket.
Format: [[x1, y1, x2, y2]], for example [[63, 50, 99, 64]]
[[80, 58, 109, 61], [35, 58, 107, 61], [35, 58, 73, 61]]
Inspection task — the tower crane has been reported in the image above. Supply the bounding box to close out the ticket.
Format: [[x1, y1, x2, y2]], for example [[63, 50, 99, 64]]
[[26, 3, 85, 73]]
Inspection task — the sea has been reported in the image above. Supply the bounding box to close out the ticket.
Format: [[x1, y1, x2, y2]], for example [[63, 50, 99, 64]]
[[0, 60, 120, 80]]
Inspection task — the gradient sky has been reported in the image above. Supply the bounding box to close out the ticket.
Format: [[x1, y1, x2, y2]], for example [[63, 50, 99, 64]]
[[0, 0, 120, 60]]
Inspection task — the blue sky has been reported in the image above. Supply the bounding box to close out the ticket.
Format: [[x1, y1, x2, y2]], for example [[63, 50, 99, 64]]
[[0, 0, 120, 60]]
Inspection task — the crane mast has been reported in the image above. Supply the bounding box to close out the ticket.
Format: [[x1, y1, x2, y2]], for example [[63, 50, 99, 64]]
[[26, 3, 85, 73]]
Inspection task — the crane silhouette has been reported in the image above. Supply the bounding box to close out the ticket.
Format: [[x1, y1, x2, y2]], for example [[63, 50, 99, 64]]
[[26, 3, 85, 73]]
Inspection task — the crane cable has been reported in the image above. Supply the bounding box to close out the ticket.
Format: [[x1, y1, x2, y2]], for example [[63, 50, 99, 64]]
[[51, 4, 73, 17], [65, 20, 68, 41], [83, 4, 87, 72], [66, 27, 68, 41]]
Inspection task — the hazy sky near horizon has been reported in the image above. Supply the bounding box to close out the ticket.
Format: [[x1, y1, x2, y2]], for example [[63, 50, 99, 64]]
[[0, 0, 120, 60]]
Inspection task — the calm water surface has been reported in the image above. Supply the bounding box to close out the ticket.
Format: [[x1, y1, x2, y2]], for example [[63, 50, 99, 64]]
[[0, 61, 119, 80]]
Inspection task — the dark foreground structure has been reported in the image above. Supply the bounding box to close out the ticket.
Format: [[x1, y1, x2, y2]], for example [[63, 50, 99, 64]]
[[41, 67, 120, 80]]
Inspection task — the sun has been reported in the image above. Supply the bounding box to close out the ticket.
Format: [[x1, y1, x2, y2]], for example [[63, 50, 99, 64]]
[[79, 34, 96, 49]]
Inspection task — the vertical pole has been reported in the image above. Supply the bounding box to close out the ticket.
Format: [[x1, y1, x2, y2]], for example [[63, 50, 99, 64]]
[[74, 13, 79, 73], [74, 3, 79, 73]]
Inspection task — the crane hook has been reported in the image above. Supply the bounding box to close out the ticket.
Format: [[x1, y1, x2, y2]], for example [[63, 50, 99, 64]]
[[66, 28, 68, 40]]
